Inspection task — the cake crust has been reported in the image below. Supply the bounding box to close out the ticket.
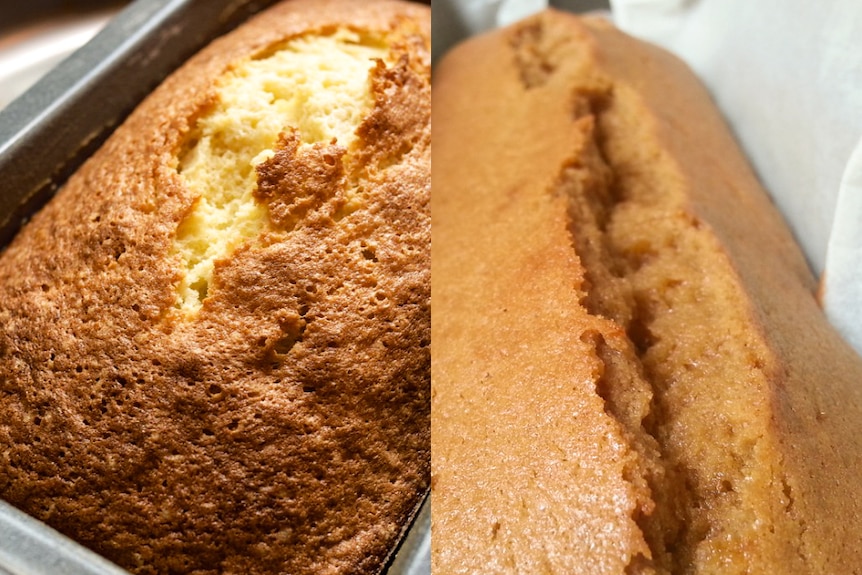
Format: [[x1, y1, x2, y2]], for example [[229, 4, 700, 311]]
[[432, 11, 862, 574], [0, 1, 430, 574]]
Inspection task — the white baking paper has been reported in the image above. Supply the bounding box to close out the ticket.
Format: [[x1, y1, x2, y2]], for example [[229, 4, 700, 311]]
[[436, 0, 862, 356], [823, 142, 862, 352]]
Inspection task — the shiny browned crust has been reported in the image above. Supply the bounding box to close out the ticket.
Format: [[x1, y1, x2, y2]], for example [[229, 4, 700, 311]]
[[432, 10, 862, 574], [0, 1, 430, 574]]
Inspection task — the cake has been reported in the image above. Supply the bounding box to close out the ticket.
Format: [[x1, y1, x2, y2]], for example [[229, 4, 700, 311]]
[[0, 0, 430, 573], [432, 10, 862, 574]]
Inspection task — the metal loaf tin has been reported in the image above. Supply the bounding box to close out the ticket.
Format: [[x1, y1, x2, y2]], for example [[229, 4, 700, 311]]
[[0, 0, 431, 573]]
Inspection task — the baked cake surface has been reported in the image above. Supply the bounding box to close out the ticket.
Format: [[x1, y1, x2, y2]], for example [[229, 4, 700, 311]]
[[432, 10, 862, 574], [0, 1, 430, 573]]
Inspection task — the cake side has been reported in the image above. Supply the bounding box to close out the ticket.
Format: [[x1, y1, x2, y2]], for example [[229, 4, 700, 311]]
[[0, 1, 430, 574], [432, 10, 862, 574], [431, 15, 660, 574], [583, 16, 862, 573]]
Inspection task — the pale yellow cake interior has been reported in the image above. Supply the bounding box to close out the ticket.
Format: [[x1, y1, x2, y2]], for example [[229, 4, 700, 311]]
[[173, 30, 388, 314]]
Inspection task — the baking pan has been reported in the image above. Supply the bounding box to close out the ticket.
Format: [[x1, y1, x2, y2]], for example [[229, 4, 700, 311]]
[[0, 494, 430, 575], [0, 0, 431, 573]]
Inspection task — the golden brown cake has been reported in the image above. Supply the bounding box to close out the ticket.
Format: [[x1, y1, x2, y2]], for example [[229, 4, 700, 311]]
[[0, 0, 430, 573], [432, 10, 862, 574]]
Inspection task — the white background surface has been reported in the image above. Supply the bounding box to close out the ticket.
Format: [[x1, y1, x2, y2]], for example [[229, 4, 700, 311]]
[[0, 10, 117, 110]]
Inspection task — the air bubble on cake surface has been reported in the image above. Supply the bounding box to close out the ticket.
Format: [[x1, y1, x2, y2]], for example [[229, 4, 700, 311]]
[[173, 30, 389, 315]]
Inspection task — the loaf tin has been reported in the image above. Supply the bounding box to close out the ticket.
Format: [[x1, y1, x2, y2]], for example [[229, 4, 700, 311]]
[[0, 0, 430, 573]]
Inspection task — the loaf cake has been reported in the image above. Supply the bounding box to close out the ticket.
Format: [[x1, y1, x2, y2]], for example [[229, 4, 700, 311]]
[[432, 10, 862, 574], [0, 0, 430, 573]]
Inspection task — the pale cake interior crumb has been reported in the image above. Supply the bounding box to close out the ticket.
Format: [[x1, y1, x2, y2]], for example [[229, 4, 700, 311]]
[[173, 30, 388, 314]]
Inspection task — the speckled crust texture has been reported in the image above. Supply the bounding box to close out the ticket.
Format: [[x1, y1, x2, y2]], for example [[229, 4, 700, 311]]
[[0, 1, 430, 574]]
